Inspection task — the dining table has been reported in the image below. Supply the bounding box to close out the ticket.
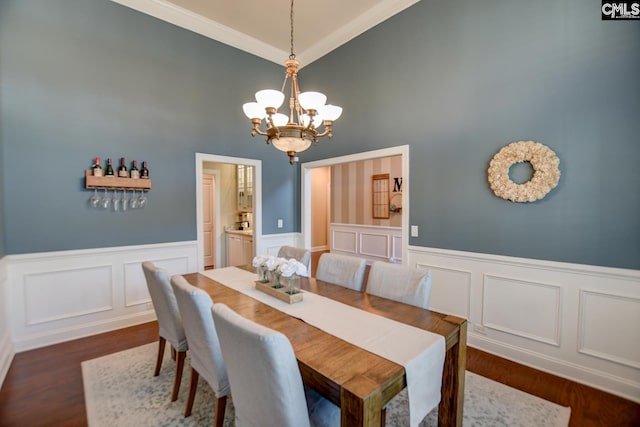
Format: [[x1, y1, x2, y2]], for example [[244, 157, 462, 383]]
[[182, 266, 467, 427]]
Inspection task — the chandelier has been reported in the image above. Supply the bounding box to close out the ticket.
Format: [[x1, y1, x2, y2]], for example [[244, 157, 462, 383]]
[[242, 0, 342, 165]]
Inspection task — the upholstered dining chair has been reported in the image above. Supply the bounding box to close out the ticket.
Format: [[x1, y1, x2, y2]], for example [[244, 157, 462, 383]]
[[141, 261, 188, 402], [212, 303, 340, 427], [170, 275, 230, 425], [277, 245, 311, 273], [365, 261, 433, 309], [315, 253, 367, 291]]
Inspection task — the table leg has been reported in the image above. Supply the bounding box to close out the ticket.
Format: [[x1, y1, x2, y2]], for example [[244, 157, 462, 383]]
[[438, 318, 467, 427], [340, 375, 382, 426]]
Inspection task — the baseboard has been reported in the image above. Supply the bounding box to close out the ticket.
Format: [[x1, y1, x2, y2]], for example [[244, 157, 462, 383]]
[[468, 333, 640, 404], [311, 245, 329, 253]]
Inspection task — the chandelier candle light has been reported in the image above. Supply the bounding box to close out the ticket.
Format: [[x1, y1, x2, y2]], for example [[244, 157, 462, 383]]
[[242, 0, 342, 165]]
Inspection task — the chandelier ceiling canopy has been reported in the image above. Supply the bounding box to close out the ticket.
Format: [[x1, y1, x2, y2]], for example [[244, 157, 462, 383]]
[[242, 0, 342, 165]]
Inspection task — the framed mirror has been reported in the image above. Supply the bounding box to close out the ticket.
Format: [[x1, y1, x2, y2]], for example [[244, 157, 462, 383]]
[[372, 173, 390, 219]]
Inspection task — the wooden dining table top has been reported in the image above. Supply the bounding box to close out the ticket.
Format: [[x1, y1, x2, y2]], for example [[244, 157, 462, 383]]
[[182, 267, 467, 427]]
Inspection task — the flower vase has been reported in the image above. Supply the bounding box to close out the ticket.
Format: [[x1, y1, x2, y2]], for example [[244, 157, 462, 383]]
[[258, 266, 268, 283], [271, 272, 283, 289], [287, 275, 298, 295]]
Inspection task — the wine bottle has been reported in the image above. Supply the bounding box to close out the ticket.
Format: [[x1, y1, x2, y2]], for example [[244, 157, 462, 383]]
[[130, 160, 140, 179], [105, 158, 115, 176], [118, 157, 129, 178], [140, 161, 149, 179], [92, 157, 103, 177]]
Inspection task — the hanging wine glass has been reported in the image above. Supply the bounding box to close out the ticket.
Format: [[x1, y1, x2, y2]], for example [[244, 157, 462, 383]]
[[101, 189, 111, 209], [89, 189, 100, 208], [137, 190, 147, 209], [121, 189, 129, 211], [130, 189, 138, 209], [112, 190, 121, 212]]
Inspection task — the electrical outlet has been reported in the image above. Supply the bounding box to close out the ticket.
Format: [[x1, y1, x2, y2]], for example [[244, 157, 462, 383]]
[[277, 218, 283, 228], [410, 225, 419, 237]]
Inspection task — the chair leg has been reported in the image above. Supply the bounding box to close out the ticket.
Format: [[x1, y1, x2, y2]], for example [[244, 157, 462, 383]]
[[154, 337, 166, 377], [171, 346, 177, 361], [171, 350, 187, 402], [213, 395, 227, 427], [185, 367, 199, 417], [380, 407, 387, 427]]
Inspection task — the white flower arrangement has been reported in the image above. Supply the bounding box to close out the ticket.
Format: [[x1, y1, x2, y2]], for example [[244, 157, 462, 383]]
[[487, 141, 561, 203], [252, 255, 309, 288]]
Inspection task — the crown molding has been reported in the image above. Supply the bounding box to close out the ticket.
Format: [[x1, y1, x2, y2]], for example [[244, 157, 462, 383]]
[[111, 0, 421, 67]]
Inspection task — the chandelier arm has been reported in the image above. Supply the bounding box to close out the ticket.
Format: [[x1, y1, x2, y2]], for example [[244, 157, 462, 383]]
[[315, 123, 334, 139]]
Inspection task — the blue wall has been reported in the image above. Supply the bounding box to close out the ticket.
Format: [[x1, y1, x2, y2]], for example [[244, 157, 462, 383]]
[[0, 0, 299, 254], [301, 0, 640, 269], [1, 0, 638, 270]]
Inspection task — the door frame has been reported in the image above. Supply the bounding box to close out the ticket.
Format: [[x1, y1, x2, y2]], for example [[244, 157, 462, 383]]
[[301, 145, 409, 264], [195, 153, 262, 272]]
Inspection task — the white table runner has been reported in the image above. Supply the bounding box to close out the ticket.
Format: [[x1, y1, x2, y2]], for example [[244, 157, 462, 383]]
[[201, 267, 445, 427]]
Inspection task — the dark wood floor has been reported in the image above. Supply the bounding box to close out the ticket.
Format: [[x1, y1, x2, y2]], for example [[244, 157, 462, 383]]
[[1, 321, 638, 426]]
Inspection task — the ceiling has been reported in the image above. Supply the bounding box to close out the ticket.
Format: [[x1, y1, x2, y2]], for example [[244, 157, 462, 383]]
[[111, 0, 421, 67]]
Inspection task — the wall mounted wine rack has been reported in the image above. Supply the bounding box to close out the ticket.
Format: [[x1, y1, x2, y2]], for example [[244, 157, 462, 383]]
[[84, 170, 152, 190]]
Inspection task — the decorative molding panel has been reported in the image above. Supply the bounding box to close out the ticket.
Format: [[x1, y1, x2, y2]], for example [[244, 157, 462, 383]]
[[408, 245, 640, 403], [261, 233, 301, 257], [578, 290, 640, 369], [416, 263, 471, 319], [24, 265, 114, 325], [482, 275, 561, 346], [330, 224, 402, 263], [123, 256, 190, 307], [5, 241, 198, 352]]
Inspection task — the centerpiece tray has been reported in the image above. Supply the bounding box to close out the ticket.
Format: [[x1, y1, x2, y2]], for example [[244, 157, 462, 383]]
[[255, 280, 303, 304]]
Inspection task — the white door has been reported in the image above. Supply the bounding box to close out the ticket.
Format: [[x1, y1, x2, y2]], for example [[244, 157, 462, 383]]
[[203, 174, 215, 268]]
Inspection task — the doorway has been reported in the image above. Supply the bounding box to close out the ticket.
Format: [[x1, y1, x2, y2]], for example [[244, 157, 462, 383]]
[[195, 153, 262, 272], [301, 145, 409, 265]]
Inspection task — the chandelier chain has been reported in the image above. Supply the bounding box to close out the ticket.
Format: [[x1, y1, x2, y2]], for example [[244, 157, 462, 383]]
[[289, 0, 295, 59]]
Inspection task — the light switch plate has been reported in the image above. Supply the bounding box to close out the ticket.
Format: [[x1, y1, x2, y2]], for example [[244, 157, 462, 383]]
[[277, 219, 283, 228], [411, 225, 419, 237]]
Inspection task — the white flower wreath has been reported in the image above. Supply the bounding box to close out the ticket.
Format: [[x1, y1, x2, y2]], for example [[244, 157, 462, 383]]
[[488, 141, 560, 202]]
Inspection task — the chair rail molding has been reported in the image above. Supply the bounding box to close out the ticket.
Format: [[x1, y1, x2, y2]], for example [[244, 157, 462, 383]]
[[4, 241, 198, 353], [407, 245, 640, 403]]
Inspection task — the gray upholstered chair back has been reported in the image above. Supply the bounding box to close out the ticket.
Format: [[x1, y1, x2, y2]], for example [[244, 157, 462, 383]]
[[142, 262, 188, 351], [212, 303, 339, 427], [277, 245, 311, 273], [365, 261, 433, 309], [315, 253, 367, 291], [170, 275, 229, 398]]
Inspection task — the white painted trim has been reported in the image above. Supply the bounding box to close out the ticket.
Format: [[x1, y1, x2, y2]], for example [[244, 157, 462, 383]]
[[409, 245, 640, 280], [110, 0, 421, 66], [5, 241, 197, 352], [408, 245, 640, 403], [195, 153, 262, 272], [301, 145, 409, 265], [0, 256, 13, 389], [110, 0, 287, 65]]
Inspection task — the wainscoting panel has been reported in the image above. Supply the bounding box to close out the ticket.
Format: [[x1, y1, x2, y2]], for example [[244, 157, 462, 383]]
[[123, 256, 190, 307], [578, 290, 640, 369], [332, 229, 358, 253], [24, 265, 114, 325], [482, 275, 561, 346], [416, 263, 471, 319], [330, 223, 402, 263], [0, 256, 14, 390], [5, 241, 198, 352], [359, 232, 390, 259], [407, 245, 640, 403], [261, 233, 301, 257]]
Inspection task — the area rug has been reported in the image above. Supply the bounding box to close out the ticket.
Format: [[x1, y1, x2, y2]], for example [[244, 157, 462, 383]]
[[82, 343, 570, 427]]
